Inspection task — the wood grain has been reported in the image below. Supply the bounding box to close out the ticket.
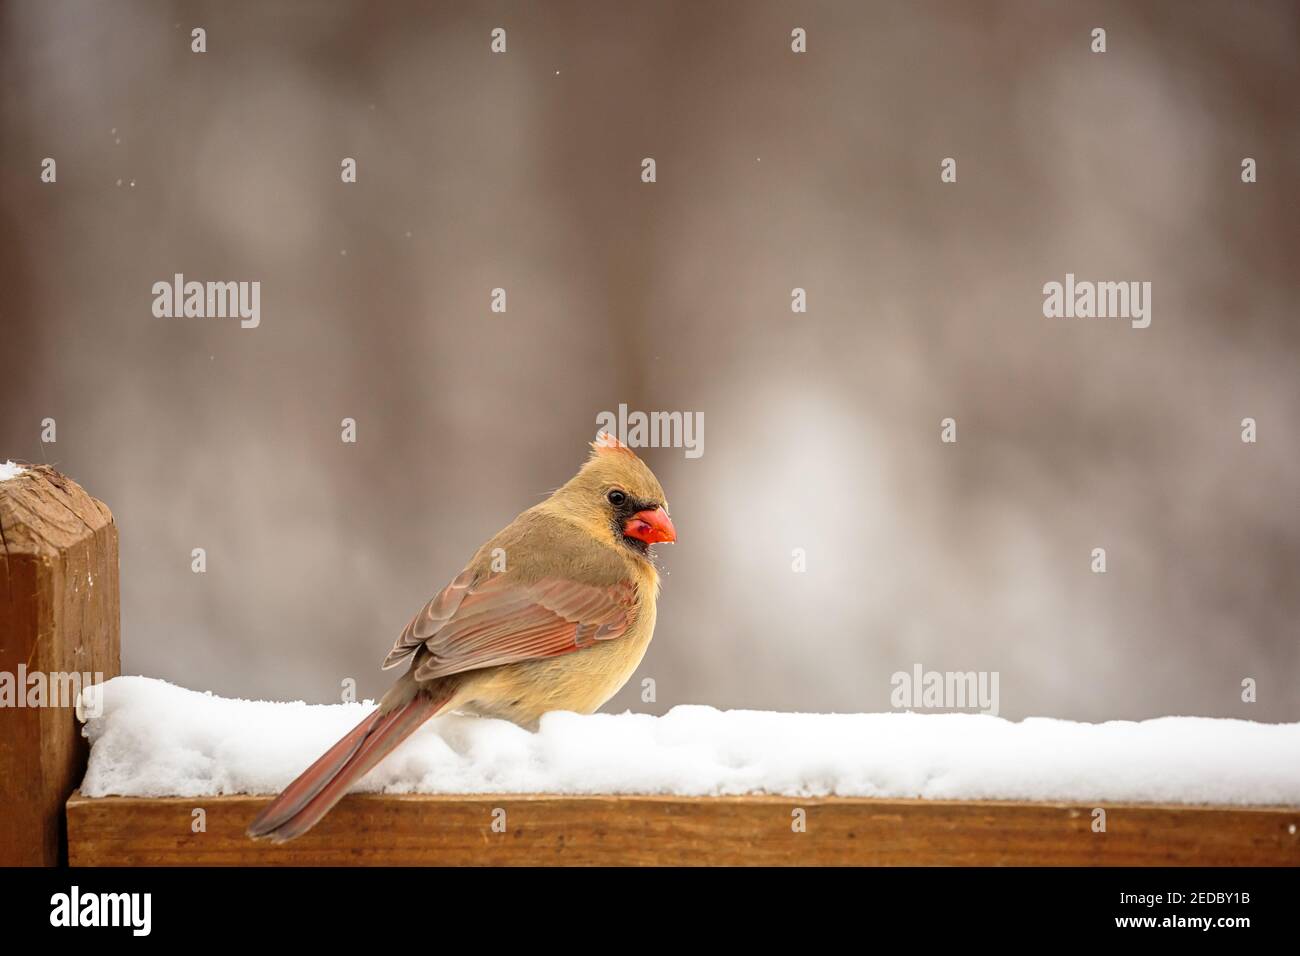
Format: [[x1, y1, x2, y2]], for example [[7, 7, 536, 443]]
[[66, 792, 1300, 866], [0, 466, 120, 866]]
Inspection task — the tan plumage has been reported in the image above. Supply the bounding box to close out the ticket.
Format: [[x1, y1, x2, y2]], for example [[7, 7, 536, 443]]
[[247, 434, 674, 841]]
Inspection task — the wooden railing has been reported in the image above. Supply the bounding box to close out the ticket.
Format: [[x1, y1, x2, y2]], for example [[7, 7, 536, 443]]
[[65, 792, 1300, 866]]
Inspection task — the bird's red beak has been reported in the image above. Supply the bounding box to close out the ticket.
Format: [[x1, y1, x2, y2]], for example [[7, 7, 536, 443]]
[[623, 507, 676, 544]]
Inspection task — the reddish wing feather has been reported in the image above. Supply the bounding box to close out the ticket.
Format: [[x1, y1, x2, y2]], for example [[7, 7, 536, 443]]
[[383, 573, 637, 681], [382, 568, 480, 669]]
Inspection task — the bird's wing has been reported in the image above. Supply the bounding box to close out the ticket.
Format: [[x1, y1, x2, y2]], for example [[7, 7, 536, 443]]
[[382, 569, 638, 681]]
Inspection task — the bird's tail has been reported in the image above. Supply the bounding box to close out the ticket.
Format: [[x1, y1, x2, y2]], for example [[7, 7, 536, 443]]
[[247, 682, 452, 843]]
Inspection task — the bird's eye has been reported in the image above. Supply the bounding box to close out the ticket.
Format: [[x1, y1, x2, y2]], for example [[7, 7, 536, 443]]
[[607, 489, 627, 506]]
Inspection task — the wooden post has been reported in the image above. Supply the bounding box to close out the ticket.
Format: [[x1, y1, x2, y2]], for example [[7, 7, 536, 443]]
[[0, 465, 120, 866]]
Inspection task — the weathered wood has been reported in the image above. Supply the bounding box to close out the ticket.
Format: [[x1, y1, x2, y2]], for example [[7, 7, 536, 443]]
[[0, 466, 120, 866], [65, 792, 1300, 866]]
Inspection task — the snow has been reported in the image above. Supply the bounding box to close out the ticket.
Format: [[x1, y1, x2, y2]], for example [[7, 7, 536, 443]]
[[79, 676, 1300, 805], [0, 461, 25, 481]]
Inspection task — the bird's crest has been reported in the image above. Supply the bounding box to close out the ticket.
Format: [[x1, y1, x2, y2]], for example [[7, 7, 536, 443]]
[[590, 430, 638, 459]]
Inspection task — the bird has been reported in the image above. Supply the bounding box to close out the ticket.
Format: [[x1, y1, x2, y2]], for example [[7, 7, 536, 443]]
[[247, 432, 675, 842]]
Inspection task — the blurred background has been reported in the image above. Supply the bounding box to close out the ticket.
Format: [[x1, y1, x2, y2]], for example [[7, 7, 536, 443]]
[[2, 0, 1297, 722]]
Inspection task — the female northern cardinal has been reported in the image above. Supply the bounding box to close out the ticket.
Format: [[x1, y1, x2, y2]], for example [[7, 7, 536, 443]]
[[247, 433, 675, 841]]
